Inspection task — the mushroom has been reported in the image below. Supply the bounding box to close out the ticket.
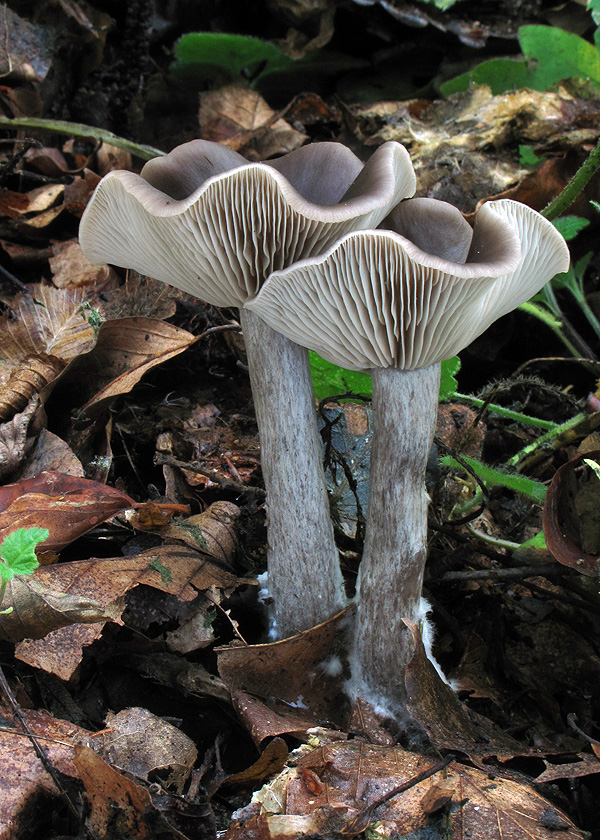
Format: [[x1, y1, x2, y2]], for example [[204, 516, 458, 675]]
[[79, 139, 416, 639], [248, 197, 570, 713]]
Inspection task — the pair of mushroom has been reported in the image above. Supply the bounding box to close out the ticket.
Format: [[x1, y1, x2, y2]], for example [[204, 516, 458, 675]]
[[80, 140, 569, 715]]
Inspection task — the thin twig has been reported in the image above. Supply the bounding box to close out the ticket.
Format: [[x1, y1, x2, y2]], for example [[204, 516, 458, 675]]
[[342, 754, 455, 835]]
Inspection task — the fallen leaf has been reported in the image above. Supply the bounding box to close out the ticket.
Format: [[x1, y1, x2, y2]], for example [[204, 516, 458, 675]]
[[218, 608, 352, 745], [74, 745, 189, 839], [0, 471, 134, 552], [543, 450, 600, 576], [199, 84, 307, 159], [162, 501, 240, 564], [90, 707, 197, 794], [15, 546, 240, 679], [0, 705, 91, 838], [228, 741, 585, 840], [49, 239, 115, 288], [403, 620, 530, 762]]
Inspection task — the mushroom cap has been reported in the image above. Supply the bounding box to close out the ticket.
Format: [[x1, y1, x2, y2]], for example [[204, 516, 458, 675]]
[[78, 139, 416, 308], [247, 198, 570, 371]]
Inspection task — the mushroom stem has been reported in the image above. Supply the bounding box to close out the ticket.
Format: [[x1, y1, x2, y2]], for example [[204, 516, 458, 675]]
[[351, 362, 441, 714], [240, 308, 346, 638]]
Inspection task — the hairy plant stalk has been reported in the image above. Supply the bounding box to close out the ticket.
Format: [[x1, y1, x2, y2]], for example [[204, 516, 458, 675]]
[[240, 308, 346, 638], [351, 363, 441, 713]]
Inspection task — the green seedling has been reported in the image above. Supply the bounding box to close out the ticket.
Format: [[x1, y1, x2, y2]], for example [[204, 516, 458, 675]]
[[0, 527, 49, 614]]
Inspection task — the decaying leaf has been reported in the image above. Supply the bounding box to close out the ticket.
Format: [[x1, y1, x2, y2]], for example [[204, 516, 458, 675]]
[[49, 239, 117, 288], [543, 450, 600, 576], [162, 501, 241, 565], [90, 707, 197, 794], [15, 546, 240, 679], [0, 574, 118, 643], [0, 471, 135, 552], [0, 397, 38, 481], [403, 620, 530, 762], [228, 741, 584, 840], [199, 84, 307, 159], [0, 353, 65, 423], [218, 608, 352, 745], [0, 706, 91, 837], [60, 316, 197, 421], [74, 745, 193, 840], [0, 284, 103, 384]]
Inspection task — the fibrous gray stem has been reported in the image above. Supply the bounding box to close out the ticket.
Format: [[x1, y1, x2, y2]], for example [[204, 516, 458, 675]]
[[351, 363, 441, 714], [240, 308, 346, 638]]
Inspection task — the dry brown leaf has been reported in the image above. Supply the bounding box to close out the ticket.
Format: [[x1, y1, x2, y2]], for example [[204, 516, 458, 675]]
[[90, 707, 197, 794], [0, 188, 30, 218], [49, 239, 116, 289], [20, 429, 84, 478], [0, 705, 91, 838], [0, 397, 38, 481], [0, 471, 134, 552], [100, 272, 179, 321], [0, 284, 102, 382], [162, 501, 240, 565], [15, 546, 240, 679], [199, 85, 307, 160], [0, 353, 65, 422], [403, 620, 530, 762], [221, 737, 289, 790], [535, 754, 600, 783], [0, 574, 118, 643], [228, 741, 585, 840], [60, 317, 197, 421], [24, 183, 65, 213], [218, 608, 352, 745], [74, 745, 188, 840]]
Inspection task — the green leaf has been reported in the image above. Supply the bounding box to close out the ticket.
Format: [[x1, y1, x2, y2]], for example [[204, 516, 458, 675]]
[[309, 353, 460, 402], [172, 33, 293, 84], [441, 58, 530, 97], [441, 25, 600, 97], [309, 352, 372, 401], [551, 216, 590, 241], [0, 527, 48, 581], [518, 145, 545, 167], [439, 356, 460, 401], [589, 0, 600, 25], [441, 454, 547, 503]]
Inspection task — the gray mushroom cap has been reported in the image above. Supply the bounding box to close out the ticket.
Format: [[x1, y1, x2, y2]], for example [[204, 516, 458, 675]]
[[247, 198, 570, 371], [79, 139, 416, 308]]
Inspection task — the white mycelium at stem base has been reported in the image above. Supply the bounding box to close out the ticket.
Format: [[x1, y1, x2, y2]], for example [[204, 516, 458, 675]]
[[249, 197, 570, 713], [78, 138, 417, 638]]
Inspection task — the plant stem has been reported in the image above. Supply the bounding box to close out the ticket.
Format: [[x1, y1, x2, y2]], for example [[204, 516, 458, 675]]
[[519, 301, 591, 360], [240, 309, 346, 639], [0, 117, 164, 161], [542, 138, 600, 221], [506, 411, 589, 469], [454, 393, 557, 430], [349, 363, 440, 715]]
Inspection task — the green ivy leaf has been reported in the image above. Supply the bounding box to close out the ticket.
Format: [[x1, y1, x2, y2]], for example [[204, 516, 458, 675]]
[[0, 527, 48, 581]]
